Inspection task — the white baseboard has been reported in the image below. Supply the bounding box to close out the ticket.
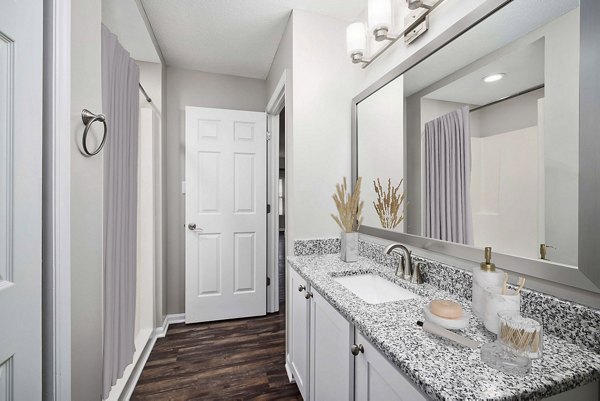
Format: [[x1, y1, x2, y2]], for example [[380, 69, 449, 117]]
[[119, 331, 156, 401], [155, 313, 186, 338], [119, 313, 186, 400]]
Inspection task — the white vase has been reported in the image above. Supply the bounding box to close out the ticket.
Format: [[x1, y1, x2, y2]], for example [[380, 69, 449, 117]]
[[340, 232, 358, 262]]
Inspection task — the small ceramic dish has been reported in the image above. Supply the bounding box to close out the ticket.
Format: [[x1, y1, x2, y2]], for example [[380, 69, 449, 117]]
[[423, 305, 470, 330]]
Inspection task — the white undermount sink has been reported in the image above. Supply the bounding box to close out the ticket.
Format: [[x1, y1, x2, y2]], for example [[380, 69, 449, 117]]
[[333, 274, 420, 304]]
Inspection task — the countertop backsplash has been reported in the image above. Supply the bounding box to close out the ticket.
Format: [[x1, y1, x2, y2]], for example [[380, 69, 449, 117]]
[[293, 237, 600, 353]]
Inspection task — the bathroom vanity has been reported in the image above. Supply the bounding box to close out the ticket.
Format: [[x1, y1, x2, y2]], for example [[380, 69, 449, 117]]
[[287, 262, 427, 401], [285, 241, 600, 401]]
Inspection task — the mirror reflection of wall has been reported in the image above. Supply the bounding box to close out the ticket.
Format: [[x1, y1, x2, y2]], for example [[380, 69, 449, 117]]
[[357, 76, 405, 232], [357, 0, 580, 267]]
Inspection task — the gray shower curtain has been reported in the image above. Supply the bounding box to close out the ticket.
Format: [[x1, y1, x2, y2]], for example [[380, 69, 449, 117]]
[[101, 24, 139, 399], [424, 106, 473, 245]]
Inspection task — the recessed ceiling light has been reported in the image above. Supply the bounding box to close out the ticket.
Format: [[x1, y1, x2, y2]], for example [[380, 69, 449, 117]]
[[482, 73, 505, 83]]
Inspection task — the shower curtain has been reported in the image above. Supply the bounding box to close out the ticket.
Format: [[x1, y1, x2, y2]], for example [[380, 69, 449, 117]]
[[424, 106, 473, 245], [101, 24, 139, 399]]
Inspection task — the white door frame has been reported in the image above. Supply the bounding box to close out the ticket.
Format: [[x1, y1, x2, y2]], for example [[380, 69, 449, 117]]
[[266, 71, 286, 313], [42, 0, 72, 399]]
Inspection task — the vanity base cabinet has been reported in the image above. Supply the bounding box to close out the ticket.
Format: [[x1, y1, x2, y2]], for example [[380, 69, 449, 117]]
[[354, 331, 428, 401], [309, 289, 354, 401], [287, 266, 310, 400]]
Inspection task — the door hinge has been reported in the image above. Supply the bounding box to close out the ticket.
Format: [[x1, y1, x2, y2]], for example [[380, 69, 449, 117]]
[[266, 115, 272, 141], [267, 277, 271, 286], [267, 204, 271, 214]]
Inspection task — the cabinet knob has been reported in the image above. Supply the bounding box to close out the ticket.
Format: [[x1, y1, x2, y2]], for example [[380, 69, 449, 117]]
[[351, 344, 364, 356], [298, 285, 306, 292], [304, 291, 313, 299]]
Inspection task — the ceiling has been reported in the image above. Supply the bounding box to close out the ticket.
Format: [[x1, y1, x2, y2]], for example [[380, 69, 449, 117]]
[[140, 0, 366, 79], [102, 0, 161, 63], [425, 39, 545, 106]]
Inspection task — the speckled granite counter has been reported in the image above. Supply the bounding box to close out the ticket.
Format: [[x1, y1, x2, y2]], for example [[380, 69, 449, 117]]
[[287, 254, 600, 401]]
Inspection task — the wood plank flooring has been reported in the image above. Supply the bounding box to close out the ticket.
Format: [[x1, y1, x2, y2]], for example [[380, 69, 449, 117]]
[[132, 233, 301, 400]]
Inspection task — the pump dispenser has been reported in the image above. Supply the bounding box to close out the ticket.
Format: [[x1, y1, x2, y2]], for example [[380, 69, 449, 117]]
[[480, 247, 496, 271], [472, 247, 504, 318]]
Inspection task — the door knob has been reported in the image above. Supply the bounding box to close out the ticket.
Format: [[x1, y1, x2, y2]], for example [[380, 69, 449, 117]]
[[351, 344, 364, 356], [188, 223, 203, 232]]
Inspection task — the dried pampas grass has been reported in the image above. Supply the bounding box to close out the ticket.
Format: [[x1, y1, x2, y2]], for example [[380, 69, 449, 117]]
[[331, 177, 364, 233], [373, 178, 405, 229]]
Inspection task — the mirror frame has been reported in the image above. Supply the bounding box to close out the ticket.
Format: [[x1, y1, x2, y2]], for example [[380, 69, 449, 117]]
[[351, 0, 600, 293]]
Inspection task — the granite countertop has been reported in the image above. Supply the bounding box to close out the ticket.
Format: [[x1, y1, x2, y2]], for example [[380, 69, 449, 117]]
[[287, 254, 600, 401]]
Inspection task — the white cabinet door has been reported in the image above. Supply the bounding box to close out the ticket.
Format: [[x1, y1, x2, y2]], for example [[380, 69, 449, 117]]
[[355, 331, 428, 401], [184, 107, 267, 323], [287, 266, 310, 400], [310, 289, 353, 401]]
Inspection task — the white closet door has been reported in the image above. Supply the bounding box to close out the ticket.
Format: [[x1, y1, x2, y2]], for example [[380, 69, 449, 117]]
[[185, 106, 267, 323], [0, 0, 43, 399]]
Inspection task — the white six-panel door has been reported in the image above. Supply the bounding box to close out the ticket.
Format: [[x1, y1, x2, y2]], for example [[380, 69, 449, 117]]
[[185, 107, 267, 323], [0, 0, 43, 399]]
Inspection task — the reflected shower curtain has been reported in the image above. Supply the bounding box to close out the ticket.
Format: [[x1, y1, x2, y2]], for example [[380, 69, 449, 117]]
[[101, 24, 139, 399], [424, 106, 473, 245]]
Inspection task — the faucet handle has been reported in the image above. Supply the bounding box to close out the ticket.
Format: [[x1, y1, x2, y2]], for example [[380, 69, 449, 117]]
[[411, 262, 425, 285], [403, 255, 412, 281]]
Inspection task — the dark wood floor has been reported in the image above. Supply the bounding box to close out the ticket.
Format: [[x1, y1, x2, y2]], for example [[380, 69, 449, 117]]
[[132, 233, 301, 401]]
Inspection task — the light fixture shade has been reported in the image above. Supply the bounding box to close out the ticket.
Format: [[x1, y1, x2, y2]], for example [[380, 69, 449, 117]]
[[368, 0, 392, 31], [346, 22, 367, 56]]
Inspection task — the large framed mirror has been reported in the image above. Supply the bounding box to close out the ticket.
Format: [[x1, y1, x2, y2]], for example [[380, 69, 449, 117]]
[[352, 0, 600, 292]]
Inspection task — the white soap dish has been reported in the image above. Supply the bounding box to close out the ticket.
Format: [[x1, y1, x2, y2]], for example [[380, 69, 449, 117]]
[[423, 305, 470, 330]]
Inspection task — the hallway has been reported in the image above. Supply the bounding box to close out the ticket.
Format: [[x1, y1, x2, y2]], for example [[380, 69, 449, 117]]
[[131, 234, 300, 400]]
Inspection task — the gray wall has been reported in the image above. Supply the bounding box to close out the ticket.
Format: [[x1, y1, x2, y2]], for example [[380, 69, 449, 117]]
[[166, 67, 267, 314], [71, 0, 103, 398]]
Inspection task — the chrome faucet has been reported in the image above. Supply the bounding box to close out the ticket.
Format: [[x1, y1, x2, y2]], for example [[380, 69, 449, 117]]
[[384, 243, 413, 280]]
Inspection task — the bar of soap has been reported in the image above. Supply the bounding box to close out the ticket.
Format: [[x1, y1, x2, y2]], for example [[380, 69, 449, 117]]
[[429, 300, 463, 319]]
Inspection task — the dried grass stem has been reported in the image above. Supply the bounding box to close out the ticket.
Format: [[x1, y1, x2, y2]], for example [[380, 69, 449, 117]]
[[331, 177, 364, 233]]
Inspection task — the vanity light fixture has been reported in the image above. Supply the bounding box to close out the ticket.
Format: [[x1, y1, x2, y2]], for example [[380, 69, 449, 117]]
[[407, 0, 433, 10], [347, 0, 444, 68], [483, 73, 506, 83]]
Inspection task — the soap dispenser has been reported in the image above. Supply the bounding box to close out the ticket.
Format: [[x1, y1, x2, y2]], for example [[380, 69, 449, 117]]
[[472, 247, 504, 318]]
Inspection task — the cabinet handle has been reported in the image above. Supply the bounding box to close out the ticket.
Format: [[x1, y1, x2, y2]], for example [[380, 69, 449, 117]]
[[298, 285, 306, 292], [304, 291, 313, 299], [351, 344, 364, 356]]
